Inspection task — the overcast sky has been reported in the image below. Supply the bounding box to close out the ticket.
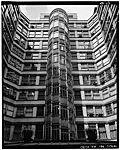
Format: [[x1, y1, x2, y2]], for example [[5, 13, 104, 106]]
[[20, 5, 97, 20]]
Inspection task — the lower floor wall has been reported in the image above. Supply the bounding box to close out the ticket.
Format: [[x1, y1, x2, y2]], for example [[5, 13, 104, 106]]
[[4, 120, 117, 141]]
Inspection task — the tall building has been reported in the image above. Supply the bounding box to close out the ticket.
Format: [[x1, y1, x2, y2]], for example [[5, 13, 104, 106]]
[[2, 2, 118, 144]]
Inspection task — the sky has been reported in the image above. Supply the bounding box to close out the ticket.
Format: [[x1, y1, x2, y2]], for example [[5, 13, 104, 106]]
[[20, 5, 97, 20]]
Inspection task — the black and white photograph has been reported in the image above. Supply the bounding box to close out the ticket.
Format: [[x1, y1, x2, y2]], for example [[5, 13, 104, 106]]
[[2, 1, 118, 149]]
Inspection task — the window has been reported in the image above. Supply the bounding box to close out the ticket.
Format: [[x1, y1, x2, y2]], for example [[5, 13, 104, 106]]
[[25, 53, 32, 59], [35, 31, 42, 37], [9, 57, 22, 70], [93, 90, 100, 99], [3, 85, 17, 100], [76, 106, 83, 116], [34, 41, 40, 49], [67, 73, 72, 86], [39, 75, 46, 85], [95, 106, 103, 117], [74, 90, 81, 100], [29, 31, 35, 37], [53, 54, 59, 62], [23, 63, 38, 71], [70, 41, 76, 48], [99, 69, 112, 84], [83, 75, 97, 85], [71, 52, 77, 59], [44, 23, 49, 28], [12, 45, 24, 58], [41, 52, 47, 59], [52, 102, 59, 116], [60, 55, 65, 64], [54, 31, 59, 38], [95, 45, 106, 59], [109, 122, 117, 139], [40, 63, 46, 71], [53, 84, 59, 96], [32, 53, 39, 59], [106, 69, 112, 81], [98, 124, 107, 139], [60, 69, 66, 80], [61, 128, 68, 141], [68, 90, 72, 102], [19, 91, 27, 100], [60, 86, 67, 98], [37, 106, 44, 117], [78, 41, 91, 49], [16, 107, 24, 117], [99, 72, 105, 84], [43, 31, 48, 37], [4, 123, 10, 141], [61, 105, 68, 119], [81, 63, 95, 70], [70, 31, 75, 37], [88, 123, 96, 130], [6, 105, 14, 117], [52, 125, 59, 141], [42, 41, 48, 49], [6, 69, 20, 85], [69, 109, 74, 123], [88, 63, 95, 70], [102, 87, 109, 99], [103, 57, 109, 66], [46, 101, 51, 115], [53, 43, 58, 50], [47, 67, 52, 79], [36, 24, 42, 28], [21, 75, 36, 86], [59, 33, 65, 40], [13, 124, 22, 141], [15, 33, 26, 48], [38, 90, 45, 100], [4, 104, 14, 117], [35, 124, 43, 139], [46, 123, 50, 140], [113, 102, 117, 114], [54, 20, 59, 27], [73, 75, 80, 85], [77, 124, 85, 139], [25, 107, 33, 117], [46, 84, 51, 96], [86, 106, 94, 117], [106, 104, 112, 115], [27, 91, 35, 100], [72, 63, 78, 71]]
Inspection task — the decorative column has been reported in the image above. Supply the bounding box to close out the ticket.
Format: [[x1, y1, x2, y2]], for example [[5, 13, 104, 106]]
[[45, 8, 76, 141]]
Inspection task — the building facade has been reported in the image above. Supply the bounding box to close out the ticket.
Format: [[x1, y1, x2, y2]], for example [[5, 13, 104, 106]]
[[2, 3, 118, 142]]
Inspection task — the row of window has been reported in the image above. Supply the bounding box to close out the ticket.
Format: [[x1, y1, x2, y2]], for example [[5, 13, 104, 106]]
[[69, 22, 88, 28], [5, 68, 115, 88], [50, 11, 67, 21], [4, 122, 117, 140], [70, 40, 92, 49], [4, 121, 117, 141], [3, 100, 117, 118], [77, 122, 117, 140], [4, 123, 43, 141], [28, 31, 48, 38], [76, 102, 117, 117], [8, 56, 112, 73], [70, 30, 90, 38], [72, 52, 93, 60], [50, 20, 68, 33], [3, 82, 116, 101]]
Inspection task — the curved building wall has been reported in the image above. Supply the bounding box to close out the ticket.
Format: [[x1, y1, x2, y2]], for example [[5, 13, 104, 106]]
[[45, 8, 76, 141]]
